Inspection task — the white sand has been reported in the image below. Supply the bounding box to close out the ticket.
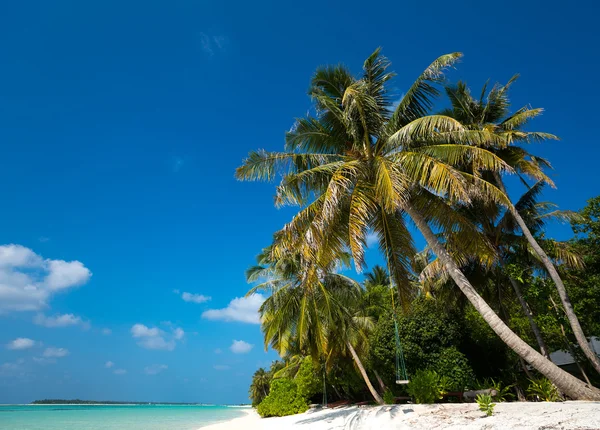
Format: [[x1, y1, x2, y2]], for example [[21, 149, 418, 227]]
[[202, 401, 600, 430]]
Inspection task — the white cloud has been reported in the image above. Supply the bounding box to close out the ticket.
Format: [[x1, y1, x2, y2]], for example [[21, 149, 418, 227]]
[[131, 324, 161, 338], [173, 327, 184, 340], [198, 32, 227, 56], [181, 292, 211, 304], [144, 364, 167, 375], [0, 244, 92, 313], [43, 347, 69, 358], [201, 294, 265, 324], [113, 369, 127, 375], [214, 348, 222, 354], [6, 338, 36, 350], [33, 357, 56, 365], [213, 364, 230, 371], [230, 340, 253, 354], [33, 313, 89, 329], [365, 231, 378, 248], [105, 361, 114, 368], [130, 324, 183, 351], [101, 328, 112, 336]]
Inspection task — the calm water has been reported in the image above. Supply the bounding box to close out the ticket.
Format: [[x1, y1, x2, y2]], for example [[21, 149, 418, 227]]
[[0, 404, 247, 430]]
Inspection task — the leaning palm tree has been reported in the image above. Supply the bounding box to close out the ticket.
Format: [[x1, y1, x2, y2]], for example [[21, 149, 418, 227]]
[[247, 247, 384, 404], [442, 78, 600, 374], [237, 49, 600, 399], [421, 181, 584, 360]]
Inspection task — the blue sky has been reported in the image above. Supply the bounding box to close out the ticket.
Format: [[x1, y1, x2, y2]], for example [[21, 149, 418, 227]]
[[0, 0, 599, 404]]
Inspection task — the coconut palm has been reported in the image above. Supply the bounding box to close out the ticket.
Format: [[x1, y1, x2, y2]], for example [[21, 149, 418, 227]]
[[236, 50, 600, 399], [421, 181, 584, 360], [249, 368, 271, 406], [247, 247, 383, 404], [442, 78, 600, 374]]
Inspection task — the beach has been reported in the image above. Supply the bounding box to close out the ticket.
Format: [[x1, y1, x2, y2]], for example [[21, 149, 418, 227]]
[[201, 401, 600, 430]]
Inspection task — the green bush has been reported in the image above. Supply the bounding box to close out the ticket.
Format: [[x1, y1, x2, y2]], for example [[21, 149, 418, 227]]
[[434, 347, 475, 391], [527, 378, 559, 402], [256, 379, 309, 417], [406, 370, 446, 404], [294, 357, 322, 400], [383, 388, 395, 405], [476, 393, 495, 416]]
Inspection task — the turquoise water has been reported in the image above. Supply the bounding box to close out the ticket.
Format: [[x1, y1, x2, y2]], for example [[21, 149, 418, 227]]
[[0, 404, 247, 430]]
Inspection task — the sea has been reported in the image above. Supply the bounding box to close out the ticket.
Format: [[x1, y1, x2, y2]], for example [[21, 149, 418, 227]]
[[0, 404, 247, 430]]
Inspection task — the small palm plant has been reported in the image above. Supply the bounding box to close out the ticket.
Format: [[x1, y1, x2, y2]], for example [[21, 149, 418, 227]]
[[527, 378, 560, 402], [476, 393, 496, 416]]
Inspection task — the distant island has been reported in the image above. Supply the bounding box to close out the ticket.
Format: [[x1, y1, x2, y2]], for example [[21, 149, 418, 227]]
[[31, 399, 211, 405]]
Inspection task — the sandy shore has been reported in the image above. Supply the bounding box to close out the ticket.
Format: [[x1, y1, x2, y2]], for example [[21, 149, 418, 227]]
[[201, 401, 600, 429]]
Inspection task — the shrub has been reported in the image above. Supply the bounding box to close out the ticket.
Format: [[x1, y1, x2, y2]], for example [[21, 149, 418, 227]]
[[527, 378, 560, 402], [476, 393, 495, 416], [383, 388, 395, 405], [294, 357, 322, 400], [256, 379, 309, 417], [434, 347, 476, 391], [406, 370, 446, 404]]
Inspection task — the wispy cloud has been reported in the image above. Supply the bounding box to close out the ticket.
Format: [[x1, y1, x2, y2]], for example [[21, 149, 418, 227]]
[[213, 364, 230, 371], [144, 364, 168, 375], [180, 291, 211, 304], [101, 328, 112, 336], [214, 348, 222, 354], [130, 323, 184, 351], [201, 294, 265, 324], [198, 32, 227, 56], [6, 338, 36, 350], [33, 313, 90, 329], [43, 347, 69, 358], [365, 231, 378, 248], [113, 368, 127, 375], [230, 340, 253, 354], [0, 244, 92, 313], [105, 361, 114, 368]]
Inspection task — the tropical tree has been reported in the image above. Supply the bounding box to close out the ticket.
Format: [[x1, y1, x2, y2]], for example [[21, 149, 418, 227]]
[[236, 49, 600, 399], [247, 247, 384, 404], [249, 368, 271, 406], [441, 78, 600, 374], [421, 181, 584, 360]]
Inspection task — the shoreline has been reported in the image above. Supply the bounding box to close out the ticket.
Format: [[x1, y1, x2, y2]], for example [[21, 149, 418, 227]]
[[200, 401, 600, 430]]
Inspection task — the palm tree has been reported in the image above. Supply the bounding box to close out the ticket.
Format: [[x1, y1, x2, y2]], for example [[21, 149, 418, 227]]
[[236, 50, 600, 399], [421, 181, 584, 360], [442, 78, 600, 374], [247, 247, 384, 404], [249, 368, 271, 406]]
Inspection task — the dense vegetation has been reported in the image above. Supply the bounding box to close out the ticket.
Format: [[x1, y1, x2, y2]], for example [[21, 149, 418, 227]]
[[241, 50, 600, 416]]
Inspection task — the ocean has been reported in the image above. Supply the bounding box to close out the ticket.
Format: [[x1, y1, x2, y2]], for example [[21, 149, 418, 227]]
[[0, 404, 247, 429]]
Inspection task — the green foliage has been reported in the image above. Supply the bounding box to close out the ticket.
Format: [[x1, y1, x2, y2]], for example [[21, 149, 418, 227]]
[[249, 368, 271, 407], [477, 378, 514, 402], [256, 379, 309, 417], [527, 378, 559, 402], [294, 357, 322, 400], [406, 370, 446, 404], [476, 394, 495, 416], [382, 388, 395, 405], [370, 298, 466, 387], [434, 347, 475, 391]]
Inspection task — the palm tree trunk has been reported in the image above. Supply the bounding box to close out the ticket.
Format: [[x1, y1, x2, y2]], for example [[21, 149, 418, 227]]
[[498, 256, 549, 358], [495, 175, 600, 374], [550, 296, 593, 386], [374, 369, 388, 393], [346, 341, 384, 405], [405, 205, 600, 400]]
